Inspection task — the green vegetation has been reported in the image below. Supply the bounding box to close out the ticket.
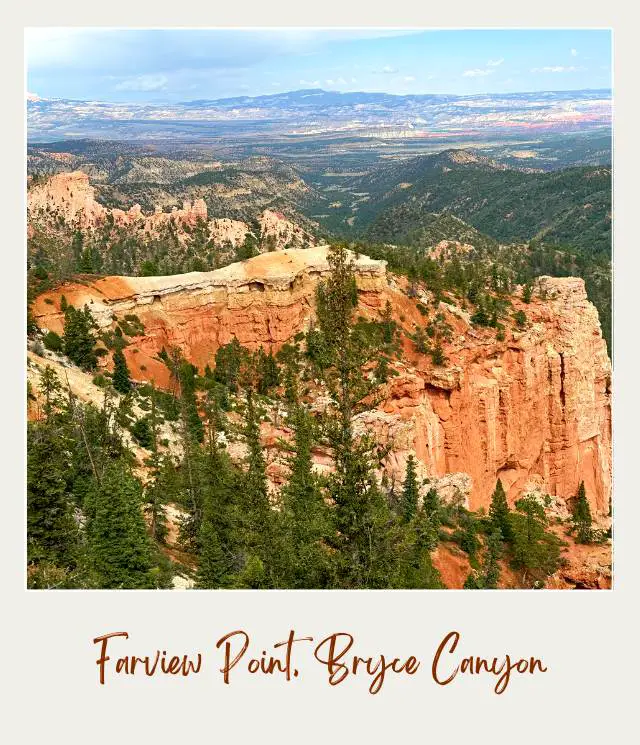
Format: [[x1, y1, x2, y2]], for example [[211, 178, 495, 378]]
[[571, 481, 594, 544], [28, 248, 587, 589], [62, 305, 98, 370], [27, 136, 611, 589], [112, 348, 131, 395]]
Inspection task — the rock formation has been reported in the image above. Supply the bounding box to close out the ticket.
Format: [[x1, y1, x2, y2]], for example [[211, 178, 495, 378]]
[[32, 246, 611, 517], [27, 171, 316, 250], [259, 208, 315, 250]]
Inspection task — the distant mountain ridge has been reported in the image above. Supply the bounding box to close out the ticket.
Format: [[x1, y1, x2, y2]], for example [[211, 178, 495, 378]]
[[28, 88, 612, 143]]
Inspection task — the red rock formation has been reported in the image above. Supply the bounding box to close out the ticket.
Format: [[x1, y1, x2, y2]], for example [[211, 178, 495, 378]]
[[33, 246, 611, 517], [27, 172, 316, 251], [259, 208, 315, 250], [27, 170, 210, 232]]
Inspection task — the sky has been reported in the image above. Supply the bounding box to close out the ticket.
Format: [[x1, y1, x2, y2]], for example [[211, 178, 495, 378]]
[[26, 28, 612, 103]]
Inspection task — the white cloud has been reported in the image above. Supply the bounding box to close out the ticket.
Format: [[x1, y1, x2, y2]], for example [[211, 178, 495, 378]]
[[571, 48, 578, 57], [463, 68, 493, 77], [487, 57, 504, 67], [299, 79, 320, 86], [531, 65, 583, 73], [373, 65, 398, 74], [114, 74, 168, 91], [350, 77, 357, 83], [404, 75, 416, 82]]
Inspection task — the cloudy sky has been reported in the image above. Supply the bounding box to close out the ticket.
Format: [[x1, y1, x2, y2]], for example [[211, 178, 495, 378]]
[[26, 28, 612, 102]]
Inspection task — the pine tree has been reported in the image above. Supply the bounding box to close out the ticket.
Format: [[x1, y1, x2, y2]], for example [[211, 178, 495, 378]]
[[458, 512, 480, 557], [27, 423, 78, 569], [38, 364, 62, 419], [86, 462, 155, 588], [510, 495, 562, 581], [571, 481, 593, 543], [143, 386, 168, 544], [381, 300, 395, 345], [489, 479, 513, 542], [424, 486, 440, 522], [196, 397, 239, 588], [278, 407, 332, 588], [315, 245, 406, 588], [63, 305, 97, 370], [401, 455, 419, 523], [112, 348, 131, 395], [234, 390, 276, 587], [178, 360, 204, 443], [256, 348, 280, 395], [213, 338, 246, 393], [482, 528, 503, 589], [197, 519, 232, 588]]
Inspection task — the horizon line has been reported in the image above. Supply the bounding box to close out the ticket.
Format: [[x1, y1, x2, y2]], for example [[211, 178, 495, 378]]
[[27, 86, 613, 107]]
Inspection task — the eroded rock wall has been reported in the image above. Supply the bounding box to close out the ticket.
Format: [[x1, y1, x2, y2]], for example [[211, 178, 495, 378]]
[[33, 247, 611, 515]]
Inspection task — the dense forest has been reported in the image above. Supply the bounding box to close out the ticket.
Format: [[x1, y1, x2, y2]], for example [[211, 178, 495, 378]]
[[27, 246, 602, 589]]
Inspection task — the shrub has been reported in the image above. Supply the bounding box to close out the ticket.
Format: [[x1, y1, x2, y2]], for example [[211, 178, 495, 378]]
[[513, 310, 527, 328], [131, 417, 153, 448], [43, 330, 63, 352]]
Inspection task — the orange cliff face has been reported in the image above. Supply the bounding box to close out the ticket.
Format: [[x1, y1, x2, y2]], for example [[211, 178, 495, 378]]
[[32, 246, 611, 517]]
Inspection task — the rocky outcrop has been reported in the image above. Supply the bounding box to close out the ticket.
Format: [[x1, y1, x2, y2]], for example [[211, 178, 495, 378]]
[[27, 171, 208, 232], [259, 209, 315, 250], [33, 246, 611, 517], [208, 218, 251, 248], [27, 171, 107, 227], [27, 171, 317, 250]]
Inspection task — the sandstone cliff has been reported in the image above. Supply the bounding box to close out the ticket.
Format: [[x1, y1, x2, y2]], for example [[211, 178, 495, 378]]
[[33, 246, 611, 517], [27, 171, 316, 250]]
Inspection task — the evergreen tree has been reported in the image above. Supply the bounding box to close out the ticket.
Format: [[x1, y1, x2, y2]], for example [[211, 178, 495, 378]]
[[27, 423, 78, 570], [315, 245, 406, 588], [38, 364, 62, 419], [381, 299, 395, 345], [178, 361, 204, 443], [63, 305, 97, 370], [143, 387, 168, 544], [482, 528, 503, 589], [197, 519, 231, 588], [401, 455, 419, 523], [489, 479, 513, 542], [214, 338, 246, 392], [257, 348, 280, 395], [571, 481, 593, 544], [71, 230, 83, 269], [404, 546, 443, 589], [86, 462, 156, 589], [234, 390, 276, 587], [510, 495, 562, 582], [458, 511, 480, 557], [278, 407, 332, 588], [423, 486, 441, 523], [196, 397, 239, 588], [112, 348, 131, 395]]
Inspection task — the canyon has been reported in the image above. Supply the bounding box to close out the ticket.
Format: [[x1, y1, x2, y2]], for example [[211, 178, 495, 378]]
[[32, 245, 612, 518]]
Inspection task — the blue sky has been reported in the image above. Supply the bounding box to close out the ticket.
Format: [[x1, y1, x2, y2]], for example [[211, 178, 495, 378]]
[[26, 28, 612, 102]]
